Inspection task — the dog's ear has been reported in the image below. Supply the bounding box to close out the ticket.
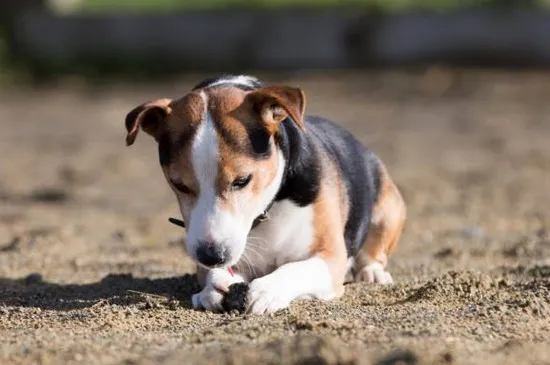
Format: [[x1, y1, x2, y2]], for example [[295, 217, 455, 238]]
[[125, 98, 173, 146], [248, 86, 306, 134]]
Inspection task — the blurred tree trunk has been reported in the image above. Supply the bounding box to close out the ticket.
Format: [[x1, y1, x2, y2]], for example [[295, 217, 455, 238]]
[[0, 0, 48, 66], [0, 0, 47, 24]]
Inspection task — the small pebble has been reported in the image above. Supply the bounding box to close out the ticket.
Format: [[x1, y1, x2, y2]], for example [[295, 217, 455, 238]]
[[167, 300, 179, 311], [461, 227, 485, 240]]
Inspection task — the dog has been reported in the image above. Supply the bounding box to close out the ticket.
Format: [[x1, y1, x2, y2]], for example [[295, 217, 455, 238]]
[[125, 75, 406, 314]]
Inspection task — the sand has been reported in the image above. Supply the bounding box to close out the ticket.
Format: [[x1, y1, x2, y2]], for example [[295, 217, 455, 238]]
[[1, 70, 549, 365]]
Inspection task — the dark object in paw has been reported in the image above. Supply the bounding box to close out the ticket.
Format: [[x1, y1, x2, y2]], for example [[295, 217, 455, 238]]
[[222, 282, 249, 313]]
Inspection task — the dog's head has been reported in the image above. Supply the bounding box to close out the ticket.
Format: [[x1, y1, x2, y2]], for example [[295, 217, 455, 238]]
[[125, 80, 305, 269]]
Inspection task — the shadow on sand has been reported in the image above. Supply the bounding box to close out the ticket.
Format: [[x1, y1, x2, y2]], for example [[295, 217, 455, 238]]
[[0, 272, 200, 310]]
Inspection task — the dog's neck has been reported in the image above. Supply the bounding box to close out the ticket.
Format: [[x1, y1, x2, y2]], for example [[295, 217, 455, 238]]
[[250, 200, 275, 229]]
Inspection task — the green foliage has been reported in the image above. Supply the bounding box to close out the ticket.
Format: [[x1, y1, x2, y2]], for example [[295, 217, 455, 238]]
[[77, 0, 550, 14]]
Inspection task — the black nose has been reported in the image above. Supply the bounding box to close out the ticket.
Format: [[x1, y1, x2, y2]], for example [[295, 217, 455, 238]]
[[196, 242, 226, 267]]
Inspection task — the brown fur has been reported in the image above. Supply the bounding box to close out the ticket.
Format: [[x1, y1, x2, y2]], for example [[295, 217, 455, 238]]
[[309, 152, 349, 297], [125, 98, 173, 145], [246, 86, 306, 134], [353, 162, 406, 280]]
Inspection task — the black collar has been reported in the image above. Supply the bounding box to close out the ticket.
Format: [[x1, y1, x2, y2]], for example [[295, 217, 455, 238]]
[[168, 200, 276, 231], [251, 200, 275, 229]]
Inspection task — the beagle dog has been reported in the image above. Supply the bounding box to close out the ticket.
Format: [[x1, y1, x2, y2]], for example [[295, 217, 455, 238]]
[[125, 75, 406, 314]]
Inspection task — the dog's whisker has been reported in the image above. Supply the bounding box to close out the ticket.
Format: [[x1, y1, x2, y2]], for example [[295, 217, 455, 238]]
[[244, 252, 265, 271], [245, 238, 267, 250], [247, 235, 266, 241], [247, 234, 267, 240], [246, 245, 266, 255], [241, 253, 256, 278], [234, 260, 244, 274], [245, 243, 266, 254], [244, 244, 267, 265]]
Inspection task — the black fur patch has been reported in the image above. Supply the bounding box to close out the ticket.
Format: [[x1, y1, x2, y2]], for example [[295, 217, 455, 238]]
[[158, 134, 173, 166], [247, 125, 272, 157], [158, 128, 198, 166], [214, 121, 272, 159], [275, 118, 322, 207]]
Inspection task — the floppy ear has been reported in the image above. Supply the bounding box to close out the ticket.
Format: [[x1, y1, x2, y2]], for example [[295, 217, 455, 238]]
[[247, 86, 306, 134], [125, 98, 173, 146]]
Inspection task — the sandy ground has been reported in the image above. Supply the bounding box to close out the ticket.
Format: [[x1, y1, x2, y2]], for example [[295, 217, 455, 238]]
[[0, 70, 549, 365]]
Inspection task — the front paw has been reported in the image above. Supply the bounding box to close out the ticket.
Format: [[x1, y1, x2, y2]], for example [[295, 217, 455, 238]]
[[192, 268, 242, 312], [192, 286, 225, 312], [246, 277, 292, 315]]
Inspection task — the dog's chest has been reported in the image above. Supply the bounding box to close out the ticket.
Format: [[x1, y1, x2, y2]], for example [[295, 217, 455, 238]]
[[240, 200, 314, 279]]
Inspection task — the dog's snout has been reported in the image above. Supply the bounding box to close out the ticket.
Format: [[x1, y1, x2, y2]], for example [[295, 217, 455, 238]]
[[196, 241, 227, 267]]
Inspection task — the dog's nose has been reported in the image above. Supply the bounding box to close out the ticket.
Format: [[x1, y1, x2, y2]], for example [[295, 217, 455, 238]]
[[196, 242, 227, 267]]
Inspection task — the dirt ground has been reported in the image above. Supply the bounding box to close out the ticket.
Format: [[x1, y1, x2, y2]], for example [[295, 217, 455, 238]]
[[1, 70, 549, 365]]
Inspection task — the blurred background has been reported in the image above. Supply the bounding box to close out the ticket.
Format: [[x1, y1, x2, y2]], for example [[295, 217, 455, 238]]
[[3, 0, 550, 79]]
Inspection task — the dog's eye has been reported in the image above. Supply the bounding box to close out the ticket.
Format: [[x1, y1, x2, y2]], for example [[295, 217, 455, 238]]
[[172, 181, 193, 195], [232, 174, 252, 190]]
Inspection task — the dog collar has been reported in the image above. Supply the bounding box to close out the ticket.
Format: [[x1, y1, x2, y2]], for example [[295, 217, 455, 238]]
[[168, 201, 275, 231], [251, 200, 275, 229]]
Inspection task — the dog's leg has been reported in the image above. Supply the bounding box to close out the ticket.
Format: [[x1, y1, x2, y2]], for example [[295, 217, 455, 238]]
[[354, 166, 406, 285], [246, 255, 341, 314], [247, 179, 348, 314], [192, 266, 245, 311]]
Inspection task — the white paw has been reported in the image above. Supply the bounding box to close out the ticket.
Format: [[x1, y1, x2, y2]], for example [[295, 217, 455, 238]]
[[192, 286, 225, 312], [246, 277, 292, 315], [355, 262, 393, 285], [192, 268, 243, 312]]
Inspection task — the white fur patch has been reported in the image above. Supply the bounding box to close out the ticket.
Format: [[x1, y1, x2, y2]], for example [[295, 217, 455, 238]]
[[207, 75, 259, 89], [356, 261, 393, 284], [246, 256, 334, 314], [240, 199, 314, 280], [185, 92, 220, 255]]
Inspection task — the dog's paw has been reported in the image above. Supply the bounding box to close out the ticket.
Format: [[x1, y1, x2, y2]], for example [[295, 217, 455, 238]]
[[355, 262, 393, 285], [246, 277, 291, 315], [192, 286, 225, 311], [192, 268, 243, 312]]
